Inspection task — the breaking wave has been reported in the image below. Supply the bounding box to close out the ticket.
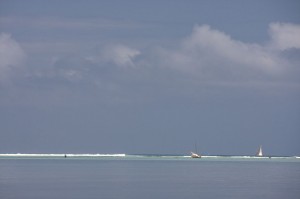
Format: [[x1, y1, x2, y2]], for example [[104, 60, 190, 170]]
[[0, 153, 126, 157]]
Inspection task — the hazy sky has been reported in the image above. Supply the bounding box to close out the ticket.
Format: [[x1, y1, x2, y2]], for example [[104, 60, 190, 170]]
[[1, 0, 300, 155]]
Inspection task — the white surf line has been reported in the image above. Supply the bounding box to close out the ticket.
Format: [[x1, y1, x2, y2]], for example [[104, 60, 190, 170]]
[[0, 153, 126, 157]]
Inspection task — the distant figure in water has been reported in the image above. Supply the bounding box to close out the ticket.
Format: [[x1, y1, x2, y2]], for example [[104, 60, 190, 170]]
[[64, 154, 67, 158]]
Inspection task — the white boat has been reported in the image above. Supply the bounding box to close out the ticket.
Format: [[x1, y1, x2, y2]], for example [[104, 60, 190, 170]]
[[256, 145, 263, 157], [191, 142, 201, 158], [191, 151, 201, 158]]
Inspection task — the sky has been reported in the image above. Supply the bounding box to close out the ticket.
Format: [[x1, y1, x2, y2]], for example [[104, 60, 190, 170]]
[[0, 0, 300, 156]]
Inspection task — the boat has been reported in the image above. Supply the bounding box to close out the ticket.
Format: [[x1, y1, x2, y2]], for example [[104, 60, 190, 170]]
[[191, 142, 201, 158], [191, 151, 201, 158], [256, 145, 263, 157]]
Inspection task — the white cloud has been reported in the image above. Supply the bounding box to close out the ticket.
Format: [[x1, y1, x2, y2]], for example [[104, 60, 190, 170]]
[[269, 22, 300, 51], [3, 22, 298, 90], [0, 33, 26, 79], [27, 23, 298, 89], [159, 24, 289, 79], [101, 45, 141, 67]]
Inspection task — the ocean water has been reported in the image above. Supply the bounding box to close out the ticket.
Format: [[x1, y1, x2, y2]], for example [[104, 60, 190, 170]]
[[0, 155, 300, 199]]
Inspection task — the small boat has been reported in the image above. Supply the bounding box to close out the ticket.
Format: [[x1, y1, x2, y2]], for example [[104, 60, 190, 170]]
[[191, 142, 201, 158], [256, 145, 263, 157], [191, 151, 201, 158]]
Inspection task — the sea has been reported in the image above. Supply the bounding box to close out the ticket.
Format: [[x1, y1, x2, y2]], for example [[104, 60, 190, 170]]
[[0, 154, 300, 199]]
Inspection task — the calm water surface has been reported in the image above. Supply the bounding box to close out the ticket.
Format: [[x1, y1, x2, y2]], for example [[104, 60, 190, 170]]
[[0, 158, 299, 199]]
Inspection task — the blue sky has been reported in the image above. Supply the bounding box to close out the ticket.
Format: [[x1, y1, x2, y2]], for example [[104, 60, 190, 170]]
[[0, 0, 300, 155]]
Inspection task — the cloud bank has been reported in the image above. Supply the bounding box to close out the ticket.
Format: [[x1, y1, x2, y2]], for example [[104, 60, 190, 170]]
[[2, 22, 300, 94], [158, 23, 299, 81]]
